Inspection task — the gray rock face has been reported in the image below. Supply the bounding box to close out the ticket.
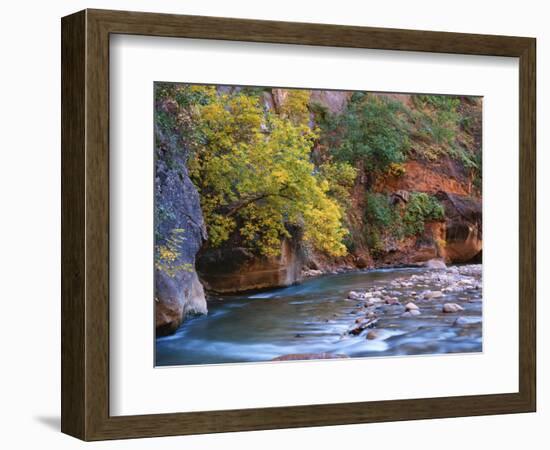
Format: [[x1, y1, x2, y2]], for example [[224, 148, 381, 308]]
[[154, 100, 208, 336]]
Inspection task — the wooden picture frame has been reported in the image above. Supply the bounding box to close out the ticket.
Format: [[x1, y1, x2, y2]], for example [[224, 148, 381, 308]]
[[61, 8, 536, 441]]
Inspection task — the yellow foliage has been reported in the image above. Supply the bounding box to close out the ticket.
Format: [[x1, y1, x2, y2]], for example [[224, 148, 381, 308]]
[[185, 88, 351, 257], [279, 89, 311, 127], [387, 162, 406, 177], [155, 229, 194, 277]]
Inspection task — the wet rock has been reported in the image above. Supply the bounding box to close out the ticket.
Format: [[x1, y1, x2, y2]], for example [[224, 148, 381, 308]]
[[425, 258, 447, 269], [198, 236, 304, 293], [272, 353, 349, 361], [348, 291, 365, 300], [366, 330, 380, 340], [385, 298, 401, 306], [425, 290, 444, 299], [453, 317, 469, 326], [405, 302, 419, 311], [402, 310, 421, 317], [303, 269, 323, 278], [443, 303, 464, 313]]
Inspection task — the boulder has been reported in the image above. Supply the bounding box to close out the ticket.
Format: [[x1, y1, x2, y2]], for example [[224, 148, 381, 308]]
[[155, 271, 207, 336], [391, 190, 410, 205], [303, 268, 323, 278], [436, 192, 482, 263], [348, 291, 366, 300], [197, 235, 304, 294], [442, 303, 465, 313], [355, 256, 370, 269], [424, 258, 447, 269], [366, 330, 380, 340]]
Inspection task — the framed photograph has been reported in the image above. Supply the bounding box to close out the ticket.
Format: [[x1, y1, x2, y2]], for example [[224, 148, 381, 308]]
[[61, 9, 536, 441]]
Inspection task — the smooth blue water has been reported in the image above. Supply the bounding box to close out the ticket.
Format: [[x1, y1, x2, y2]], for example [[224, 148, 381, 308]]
[[156, 265, 482, 366]]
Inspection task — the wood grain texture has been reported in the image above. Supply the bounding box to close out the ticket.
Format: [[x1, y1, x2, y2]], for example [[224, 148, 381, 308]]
[[61, 8, 537, 441], [61, 10, 86, 438]]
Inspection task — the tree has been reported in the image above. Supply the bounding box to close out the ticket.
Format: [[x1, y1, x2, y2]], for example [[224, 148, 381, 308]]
[[182, 87, 353, 257]]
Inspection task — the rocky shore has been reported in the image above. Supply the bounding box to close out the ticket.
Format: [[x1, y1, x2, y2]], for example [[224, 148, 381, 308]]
[[344, 264, 482, 339]]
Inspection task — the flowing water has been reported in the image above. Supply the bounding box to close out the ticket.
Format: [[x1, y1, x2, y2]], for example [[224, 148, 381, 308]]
[[155, 265, 482, 366]]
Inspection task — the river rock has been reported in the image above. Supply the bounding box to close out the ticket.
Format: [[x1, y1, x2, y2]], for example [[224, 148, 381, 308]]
[[405, 302, 419, 311], [402, 310, 421, 317], [443, 303, 464, 313], [348, 291, 365, 300], [303, 268, 323, 278], [424, 258, 447, 269], [272, 353, 349, 361], [366, 330, 380, 340], [453, 316, 469, 326], [355, 256, 370, 269], [425, 290, 444, 299]]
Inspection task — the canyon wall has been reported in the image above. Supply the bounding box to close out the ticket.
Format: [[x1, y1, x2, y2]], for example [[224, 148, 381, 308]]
[[154, 98, 208, 336]]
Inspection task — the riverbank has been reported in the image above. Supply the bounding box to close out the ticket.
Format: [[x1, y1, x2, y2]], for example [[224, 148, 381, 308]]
[[156, 264, 482, 366]]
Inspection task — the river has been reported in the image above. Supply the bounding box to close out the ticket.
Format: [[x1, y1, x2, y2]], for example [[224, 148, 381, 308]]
[[155, 264, 482, 366]]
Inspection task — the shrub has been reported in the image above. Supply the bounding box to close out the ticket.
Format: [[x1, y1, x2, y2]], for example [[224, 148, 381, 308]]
[[319, 94, 410, 172], [412, 95, 461, 148], [364, 193, 403, 254], [403, 193, 445, 236], [365, 193, 395, 228], [387, 162, 406, 177], [365, 227, 385, 257]]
